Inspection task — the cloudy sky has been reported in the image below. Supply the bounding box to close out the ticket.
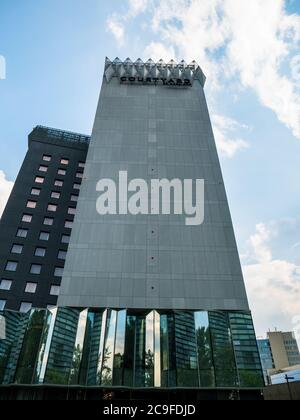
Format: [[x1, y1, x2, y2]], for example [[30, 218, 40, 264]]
[[0, 0, 300, 338]]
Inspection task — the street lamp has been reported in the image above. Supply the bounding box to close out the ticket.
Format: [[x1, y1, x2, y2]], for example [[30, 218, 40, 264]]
[[285, 375, 295, 401]]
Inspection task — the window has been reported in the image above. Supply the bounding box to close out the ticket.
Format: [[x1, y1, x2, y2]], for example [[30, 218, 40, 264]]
[[71, 195, 78, 202], [35, 247, 46, 257], [25, 283, 37, 294], [22, 214, 32, 223], [43, 155, 51, 162], [0, 280, 12, 291], [54, 267, 64, 277], [76, 172, 83, 179], [27, 200, 37, 209], [30, 264, 42, 275], [51, 191, 60, 199], [58, 169, 66, 176], [47, 204, 57, 212], [19, 302, 32, 313], [64, 221, 73, 229], [35, 176, 45, 184], [11, 244, 23, 254], [0, 300, 6, 311], [61, 235, 70, 244], [39, 165, 48, 173], [58, 250, 67, 260], [44, 217, 54, 226], [60, 158, 69, 165], [31, 188, 41, 196], [5, 261, 18, 272], [39, 231, 50, 241], [54, 180, 63, 187], [68, 207, 76, 216], [50, 285, 60, 296], [17, 229, 28, 238], [78, 162, 85, 168], [73, 183, 81, 190]]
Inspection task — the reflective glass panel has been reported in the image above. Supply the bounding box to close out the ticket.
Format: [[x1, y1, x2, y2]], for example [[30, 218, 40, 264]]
[[69, 309, 88, 385], [101, 310, 117, 386], [209, 311, 238, 387], [113, 310, 127, 386], [145, 311, 154, 387], [195, 311, 215, 387]]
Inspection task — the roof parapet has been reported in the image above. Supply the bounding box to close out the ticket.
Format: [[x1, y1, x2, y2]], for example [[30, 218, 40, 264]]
[[104, 57, 206, 87]]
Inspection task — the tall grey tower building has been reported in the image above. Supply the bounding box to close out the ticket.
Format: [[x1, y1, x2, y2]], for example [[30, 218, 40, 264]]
[[0, 58, 263, 400], [59, 58, 248, 311]]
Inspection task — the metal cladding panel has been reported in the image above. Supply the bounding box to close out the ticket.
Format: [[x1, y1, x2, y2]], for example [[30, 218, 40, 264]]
[[58, 59, 249, 311]]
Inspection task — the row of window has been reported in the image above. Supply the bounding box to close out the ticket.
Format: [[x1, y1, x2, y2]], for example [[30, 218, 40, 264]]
[[0, 280, 60, 296], [16, 226, 73, 240], [26, 200, 77, 215], [284, 340, 297, 346], [4, 261, 64, 277], [35, 176, 82, 190], [287, 351, 300, 357], [21, 212, 74, 229], [38, 164, 84, 179], [42, 155, 85, 169], [10, 244, 67, 260], [0, 299, 57, 313], [31, 188, 79, 202]]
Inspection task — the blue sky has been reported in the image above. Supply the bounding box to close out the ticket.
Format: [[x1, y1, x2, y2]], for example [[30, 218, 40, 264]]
[[1, 0, 300, 338]]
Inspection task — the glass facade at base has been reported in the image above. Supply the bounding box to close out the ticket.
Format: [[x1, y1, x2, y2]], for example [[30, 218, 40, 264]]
[[0, 308, 263, 388]]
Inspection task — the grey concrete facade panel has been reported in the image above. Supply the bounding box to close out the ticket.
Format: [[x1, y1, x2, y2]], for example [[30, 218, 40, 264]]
[[58, 75, 249, 311]]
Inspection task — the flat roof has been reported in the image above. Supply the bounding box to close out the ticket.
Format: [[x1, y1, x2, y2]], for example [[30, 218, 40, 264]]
[[28, 125, 91, 151]]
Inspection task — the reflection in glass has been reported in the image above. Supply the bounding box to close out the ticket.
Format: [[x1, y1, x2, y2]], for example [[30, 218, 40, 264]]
[[209, 311, 238, 387], [44, 308, 81, 385], [123, 315, 136, 387], [83, 311, 103, 386], [0, 311, 25, 384], [0, 308, 264, 391], [101, 310, 117, 386], [113, 310, 127, 386], [194, 311, 215, 387], [69, 309, 88, 385], [135, 315, 146, 387], [97, 309, 108, 385], [145, 311, 155, 387], [229, 312, 264, 388], [35, 308, 58, 384], [14, 309, 46, 384], [174, 311, 198, 387], [154, 311, 161, 388], [160, 314, 169, 387]]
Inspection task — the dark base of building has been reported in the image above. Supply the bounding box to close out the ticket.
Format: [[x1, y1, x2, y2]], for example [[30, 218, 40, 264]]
[[0, 385, 263, 401]]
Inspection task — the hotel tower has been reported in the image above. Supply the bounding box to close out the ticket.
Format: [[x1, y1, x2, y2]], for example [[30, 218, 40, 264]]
[[0, 58, 264, 400]]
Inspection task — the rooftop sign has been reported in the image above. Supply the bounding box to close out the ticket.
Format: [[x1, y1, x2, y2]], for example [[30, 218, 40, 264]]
[[104, 57, 206, 88]]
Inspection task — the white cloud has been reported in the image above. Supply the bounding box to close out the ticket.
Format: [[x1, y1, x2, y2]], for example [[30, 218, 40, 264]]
[[243, 221, 300, 337], [108, 0, 300, 141], [0, 170, 13, 218], [106, 15, 125, 46], [106, 0, 149, 46], [128, 0, 149, 17], [291, 54, 300, 86], [223, 0, 300, 139], [211, 114, 249, 158], [143, 42, 176, 62]]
